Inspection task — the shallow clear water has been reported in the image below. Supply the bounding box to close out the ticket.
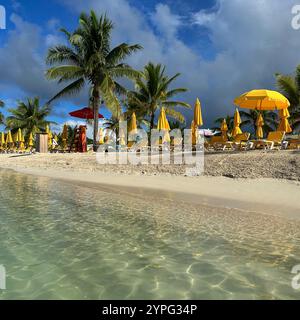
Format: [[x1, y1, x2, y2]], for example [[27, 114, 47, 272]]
[[0, 170, 300, 299]]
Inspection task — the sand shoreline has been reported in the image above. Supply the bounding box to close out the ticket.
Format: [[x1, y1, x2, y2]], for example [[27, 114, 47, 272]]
[[1, 152, 299, 220]]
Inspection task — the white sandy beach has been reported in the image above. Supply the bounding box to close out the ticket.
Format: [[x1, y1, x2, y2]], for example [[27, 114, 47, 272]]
[[0, 152, 299, 219]]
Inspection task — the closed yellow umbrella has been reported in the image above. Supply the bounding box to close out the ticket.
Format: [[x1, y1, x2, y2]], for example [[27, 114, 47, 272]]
[[0, 132, 5, 145], [46, 125, 53, 148], [256, 113, 264, 139], [278, 108, 292, 133], [194, 98, 203, 127], [157, 107, 170, 130], [234, 89, 290, 110], [28, 132, 34, 147], [221, 119, 228, 140], [6, 130, 13, 144], [157, 107, 170, 143], [98, 128, 104, 145], [128, 112, 138, 134], [191, 120, 198, 145], [18, 128, 25, 150], [232, 108, 242, 137], [119, 128, 126, 146]]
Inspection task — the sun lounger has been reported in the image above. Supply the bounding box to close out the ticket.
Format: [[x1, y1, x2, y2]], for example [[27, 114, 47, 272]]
[[286, 135, 300, 149], [232, 132, 252, 150], [205, 136, 231, 151], [251, 131, 287, 150]]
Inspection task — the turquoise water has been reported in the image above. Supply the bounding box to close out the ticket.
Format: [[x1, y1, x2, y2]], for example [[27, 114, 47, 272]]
[[0, 170, 300, 299]]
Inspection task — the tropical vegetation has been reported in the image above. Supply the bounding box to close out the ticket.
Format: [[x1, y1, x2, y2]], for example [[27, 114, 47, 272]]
[[46, 10, 142, 150], [276, 66, 300, 132], [5, 97, 53, 138], [0, 100, 4, 124], [128, 62, 190, 130]]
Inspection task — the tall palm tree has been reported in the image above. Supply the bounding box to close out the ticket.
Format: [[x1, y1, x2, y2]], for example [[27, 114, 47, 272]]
[[0, 100, 4, 124], [6, 97, 53, 137], [46, 11, 142, 150], [239, 110, 277, 136], [276, 66, 300, 132], [128, 62, 190, 130]]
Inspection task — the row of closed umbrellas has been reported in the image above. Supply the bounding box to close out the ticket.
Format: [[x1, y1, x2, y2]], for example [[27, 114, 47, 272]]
[[119, 89, 291, 145], [71, 88, 292, 147]]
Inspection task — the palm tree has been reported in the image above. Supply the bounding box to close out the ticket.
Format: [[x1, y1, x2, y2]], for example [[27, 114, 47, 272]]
[[213, 115, 234, 132], [128, 62, 190, 130], [0, 100, 4, 124], [6, 97, 53, 137], [276, 66, 300, 132], [46, 10, 142, 150], [239, 110, 278, 137]]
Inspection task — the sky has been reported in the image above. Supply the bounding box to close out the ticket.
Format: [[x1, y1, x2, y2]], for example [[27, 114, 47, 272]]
[[0, 0, 300, 132]]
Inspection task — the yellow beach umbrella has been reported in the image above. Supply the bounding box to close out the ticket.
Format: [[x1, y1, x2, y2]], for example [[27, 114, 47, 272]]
[[232, 108, 242, 137], [98, 128, 104, 145], [128, 112, 138, 134], [194, 98, 203, 127], [278, 108, 292, 133], [46, 125, 53, 147], [119, 128, 126, 146], [157, 107, 170, 130], [28, 132, 34, 147], [191, 120, 198, 145], [157, 107, 170, 143], [256, 113, 264, 139], [18, 128, 25, 150], [234, 89, 290, 110], [221, 119, 228, 140], [0, 132, 5, 145], [6, 130, 13, 147]]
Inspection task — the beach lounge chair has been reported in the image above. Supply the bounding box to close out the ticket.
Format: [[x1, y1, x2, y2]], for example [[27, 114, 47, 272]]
[[251, 131, 287, 150], [232, 132, 252, 150], [286, 135, 300, 149], [205, 135, 235, 151]]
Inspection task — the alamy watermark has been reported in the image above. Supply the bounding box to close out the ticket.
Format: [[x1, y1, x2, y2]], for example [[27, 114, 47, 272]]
[[0, 265, 6, 290], [96, 121, 204, 176], [291, 5, 300, 30], [0, 5, 6, 30], [291, 265, 300, 290]]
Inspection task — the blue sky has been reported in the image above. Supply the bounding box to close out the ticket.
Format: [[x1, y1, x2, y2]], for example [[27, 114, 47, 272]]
[[0, 0, 299, 132]]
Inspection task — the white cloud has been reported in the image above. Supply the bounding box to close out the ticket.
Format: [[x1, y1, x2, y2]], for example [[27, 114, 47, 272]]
[[151, 3, 182, 39], [1, 0, 300, 128]]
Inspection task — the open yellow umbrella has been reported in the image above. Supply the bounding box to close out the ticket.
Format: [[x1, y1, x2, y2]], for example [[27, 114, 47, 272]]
[[194, 98, 203, 127], [234, 89, 290, 110], [232, 108, 242, 137], [256, 113, 264, 139], [221, 119, 228, 140], [28, 132, 34, 147], [128, 112, 137, 134], [278, 108, 292, 133]]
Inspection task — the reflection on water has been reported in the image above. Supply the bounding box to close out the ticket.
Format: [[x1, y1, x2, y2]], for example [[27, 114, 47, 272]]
[[0, 169, 300, 299]]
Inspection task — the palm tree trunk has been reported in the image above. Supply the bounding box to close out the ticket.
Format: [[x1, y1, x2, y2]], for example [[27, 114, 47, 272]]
[[150, 111, 155, 130], [92, 87, 100, 152]]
